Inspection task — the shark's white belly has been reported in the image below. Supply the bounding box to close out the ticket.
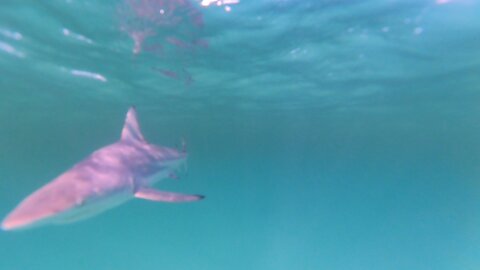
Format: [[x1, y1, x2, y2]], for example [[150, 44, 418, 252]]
[[51, 190, 133, 224]]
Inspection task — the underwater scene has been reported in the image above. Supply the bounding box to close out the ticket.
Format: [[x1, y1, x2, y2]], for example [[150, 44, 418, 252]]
[[0, 0, 480, 269]]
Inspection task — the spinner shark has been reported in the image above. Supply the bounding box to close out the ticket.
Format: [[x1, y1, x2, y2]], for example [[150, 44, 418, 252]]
[[2, 107, 204, 231]]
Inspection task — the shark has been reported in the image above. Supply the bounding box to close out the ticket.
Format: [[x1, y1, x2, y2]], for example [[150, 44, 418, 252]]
[[1, 107, 204, 231]]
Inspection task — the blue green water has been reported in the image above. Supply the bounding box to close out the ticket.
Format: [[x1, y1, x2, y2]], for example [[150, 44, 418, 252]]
[[1, 0, 480, 269]]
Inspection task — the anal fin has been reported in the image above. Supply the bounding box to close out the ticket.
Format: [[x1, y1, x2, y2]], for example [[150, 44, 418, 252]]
[[134, 187, 204, 203]]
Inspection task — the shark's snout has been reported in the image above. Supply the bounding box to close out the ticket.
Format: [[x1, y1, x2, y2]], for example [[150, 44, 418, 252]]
[[2, 182, 80, 231], [1, 207, 49, 231], [2, 218, 19, 231], [2, 215, 32, 231], [2, 202, 75, 231]]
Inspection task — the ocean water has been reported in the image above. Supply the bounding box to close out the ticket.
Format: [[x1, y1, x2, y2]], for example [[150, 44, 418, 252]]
[[1, 0, 480, 269]]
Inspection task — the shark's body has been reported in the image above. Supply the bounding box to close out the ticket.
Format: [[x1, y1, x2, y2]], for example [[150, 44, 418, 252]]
[[2, 107, 204, 231]]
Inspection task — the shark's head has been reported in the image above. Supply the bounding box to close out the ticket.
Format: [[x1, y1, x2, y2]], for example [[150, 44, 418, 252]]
[[1, 174, 82, 230]]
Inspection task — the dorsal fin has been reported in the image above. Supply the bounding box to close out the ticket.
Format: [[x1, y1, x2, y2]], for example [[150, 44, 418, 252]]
[[121, 107, 145, 142]]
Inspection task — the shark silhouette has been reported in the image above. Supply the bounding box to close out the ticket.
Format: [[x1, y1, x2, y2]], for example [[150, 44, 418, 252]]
[[2, 107, 204, 231]]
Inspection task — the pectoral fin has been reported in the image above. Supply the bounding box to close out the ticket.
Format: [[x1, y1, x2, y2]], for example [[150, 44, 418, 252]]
[[134, 188, 204, 202]]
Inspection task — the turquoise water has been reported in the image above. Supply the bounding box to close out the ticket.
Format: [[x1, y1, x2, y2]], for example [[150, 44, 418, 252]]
[[1, 0, 480, 269]]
